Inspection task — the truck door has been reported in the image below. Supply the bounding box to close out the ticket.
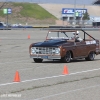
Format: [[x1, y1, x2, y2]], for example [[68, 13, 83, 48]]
[[74, 41, 87, 57]]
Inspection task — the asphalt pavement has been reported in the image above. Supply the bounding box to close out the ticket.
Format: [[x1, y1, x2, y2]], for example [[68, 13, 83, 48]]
[[0, 30, 100, 100]]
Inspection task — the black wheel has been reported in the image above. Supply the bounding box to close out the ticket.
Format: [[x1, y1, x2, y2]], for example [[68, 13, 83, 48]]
[[61, 51, 71, 63], [33, 58, 43, 63], [85, 51, 95, 61]]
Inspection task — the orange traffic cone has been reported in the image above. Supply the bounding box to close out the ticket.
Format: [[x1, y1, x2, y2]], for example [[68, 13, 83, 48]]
[[62, 65, 69, 75], [28, 34, 30, 39], [13, 71, 20, 82]]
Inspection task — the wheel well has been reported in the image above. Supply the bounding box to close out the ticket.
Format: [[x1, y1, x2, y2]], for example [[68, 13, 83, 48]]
[[88, 51, 95, 55], [94, 51, 96, 54], [69, 50, 73, 58]]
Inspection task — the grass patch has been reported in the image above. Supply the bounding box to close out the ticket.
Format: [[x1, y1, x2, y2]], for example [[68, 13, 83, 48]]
[[12, 2, 57, 19], [0, 9, 5, 17], [0, 2, 57, 24]]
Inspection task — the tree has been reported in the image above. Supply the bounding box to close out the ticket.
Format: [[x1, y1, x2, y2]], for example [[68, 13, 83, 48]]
[[82, 12, 90, 26], [82, 12, 90, 20]]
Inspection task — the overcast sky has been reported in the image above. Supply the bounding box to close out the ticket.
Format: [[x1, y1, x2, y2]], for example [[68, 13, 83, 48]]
[[0, 0, 96, 5]]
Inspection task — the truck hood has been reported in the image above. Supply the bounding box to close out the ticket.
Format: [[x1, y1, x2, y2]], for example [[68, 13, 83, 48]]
[[33, 39, 67, 47]]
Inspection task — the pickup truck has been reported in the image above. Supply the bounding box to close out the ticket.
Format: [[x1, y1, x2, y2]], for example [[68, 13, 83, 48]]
[[29, 28, 100, 63]]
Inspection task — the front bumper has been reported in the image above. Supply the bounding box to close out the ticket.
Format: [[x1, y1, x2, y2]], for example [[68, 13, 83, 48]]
[[30, 54, 61, 60]]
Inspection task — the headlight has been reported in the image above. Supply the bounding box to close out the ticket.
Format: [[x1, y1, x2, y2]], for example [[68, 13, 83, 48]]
[[55, 48, 60, 54], [31, 47, 36, 54]]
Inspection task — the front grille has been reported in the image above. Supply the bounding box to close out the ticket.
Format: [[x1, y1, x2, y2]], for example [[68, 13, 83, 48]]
[[32, 47, 56, 54]]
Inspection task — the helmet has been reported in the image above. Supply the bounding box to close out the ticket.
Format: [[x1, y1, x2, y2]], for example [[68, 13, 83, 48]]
[[76, 31, 79, 34], [73, 31, 79, 35]]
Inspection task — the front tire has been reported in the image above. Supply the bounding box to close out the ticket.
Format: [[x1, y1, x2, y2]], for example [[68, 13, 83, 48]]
[[85, 51, 95, 61], [61, 51, 71, 63], [33, 58, 43, 63]]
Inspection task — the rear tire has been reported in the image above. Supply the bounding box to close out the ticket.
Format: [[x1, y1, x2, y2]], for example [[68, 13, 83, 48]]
[[61, 51, 71, 63], [85, 51, 95, 61], [33, 58, 43, 63]]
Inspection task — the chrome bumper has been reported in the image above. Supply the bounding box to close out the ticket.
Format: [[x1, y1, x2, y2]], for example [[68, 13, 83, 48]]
[[30, 54, 61, 60]]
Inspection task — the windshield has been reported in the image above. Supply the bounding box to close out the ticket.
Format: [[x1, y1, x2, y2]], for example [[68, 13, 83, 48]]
[[46, 31, 74, 40]]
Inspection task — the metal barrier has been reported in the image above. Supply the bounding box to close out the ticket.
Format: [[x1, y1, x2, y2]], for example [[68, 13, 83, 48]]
[[0, 27, 100, 31]]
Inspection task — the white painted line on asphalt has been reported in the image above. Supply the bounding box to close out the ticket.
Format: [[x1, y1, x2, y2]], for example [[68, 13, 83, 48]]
[[0, 67, 100, 87], [34, 84, 100, 100], [69, 67, 100, 75]]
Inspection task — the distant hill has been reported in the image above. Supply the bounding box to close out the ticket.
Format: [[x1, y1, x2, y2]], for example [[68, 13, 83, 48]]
[[0, 2, 57, 25], [0, 2, 100, 25]]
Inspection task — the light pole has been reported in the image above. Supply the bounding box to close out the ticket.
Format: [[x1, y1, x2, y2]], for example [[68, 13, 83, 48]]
[[73, 0, 76, 26]]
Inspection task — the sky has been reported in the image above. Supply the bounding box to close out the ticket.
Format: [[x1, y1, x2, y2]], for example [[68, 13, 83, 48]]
[[0, 0, 97, 5]]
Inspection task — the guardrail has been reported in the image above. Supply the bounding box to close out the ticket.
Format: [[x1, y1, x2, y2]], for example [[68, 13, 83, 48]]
[[0, 26, 100, 31]]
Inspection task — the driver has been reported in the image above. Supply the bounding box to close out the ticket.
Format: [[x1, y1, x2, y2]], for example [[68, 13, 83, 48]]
[[72, 31, 83, 42]]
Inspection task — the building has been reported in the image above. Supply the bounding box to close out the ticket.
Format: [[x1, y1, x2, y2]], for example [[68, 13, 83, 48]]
[[62, 8, 87, 21], [91, 16, 100, 26]]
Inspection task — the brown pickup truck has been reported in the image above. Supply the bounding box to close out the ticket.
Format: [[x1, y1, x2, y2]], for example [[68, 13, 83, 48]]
[[29, 29, 100, 63]]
